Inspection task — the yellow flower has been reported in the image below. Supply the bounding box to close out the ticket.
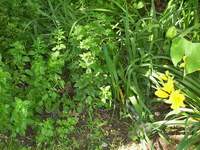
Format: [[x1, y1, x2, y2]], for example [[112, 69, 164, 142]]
[[159, 73, 168, 81], [155, 88, 169, 98], [158, 70, 170, 81], [155, 70, 186, 111], [162, 78, 174, 93], [168, 90, 185, 110]]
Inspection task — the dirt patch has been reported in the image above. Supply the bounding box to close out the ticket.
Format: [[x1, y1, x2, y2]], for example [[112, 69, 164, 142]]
[[97, 109, 132, 148], [73, 108, 132, 149]]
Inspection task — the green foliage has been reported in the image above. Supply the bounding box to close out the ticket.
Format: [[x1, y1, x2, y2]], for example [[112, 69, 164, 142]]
[[11, 98, 31, 136], [36, 119, 54, 145], [0, 0, 113, 148], [56, 117, 78, 140], [171, 37, 200, 74], [0, 0, 200, 149], [70, 12, 115, 109]]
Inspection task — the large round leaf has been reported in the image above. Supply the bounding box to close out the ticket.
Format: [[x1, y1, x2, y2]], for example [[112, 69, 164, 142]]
[[186, 43, 200, 74], [170, 37, 200, 74], [170, 37, 190, 66]]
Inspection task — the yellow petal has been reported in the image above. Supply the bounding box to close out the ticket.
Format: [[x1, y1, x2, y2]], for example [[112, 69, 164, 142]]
[[162, 79, 174, 93], [158, 73, 168, 81], [155, 89, 169, 98], [169, 90, 185, 110]]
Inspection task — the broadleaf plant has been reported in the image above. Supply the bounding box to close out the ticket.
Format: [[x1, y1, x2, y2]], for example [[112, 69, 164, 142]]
[[170, 37, 200, 74]]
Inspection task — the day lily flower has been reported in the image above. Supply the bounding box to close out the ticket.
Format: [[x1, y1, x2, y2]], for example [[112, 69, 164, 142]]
[[155, 70, 186, 111], [169, 90, 185, 110], [159, 73, 168, 81], [158, 70, 170, 81], [162, 78, 174, 93], [155, 88, 169, 98]]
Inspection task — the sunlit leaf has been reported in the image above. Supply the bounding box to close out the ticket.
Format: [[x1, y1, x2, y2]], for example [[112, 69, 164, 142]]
[[170, 37, 200, 74]]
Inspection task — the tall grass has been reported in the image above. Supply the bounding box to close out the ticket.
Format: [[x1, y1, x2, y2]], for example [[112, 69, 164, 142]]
[[102, 0, 200, 147]]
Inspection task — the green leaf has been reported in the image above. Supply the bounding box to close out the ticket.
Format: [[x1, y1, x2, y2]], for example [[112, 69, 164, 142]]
[[186, 43, 200, 74], [170, 37, 190, 66], [170, 37, 200, 74]]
